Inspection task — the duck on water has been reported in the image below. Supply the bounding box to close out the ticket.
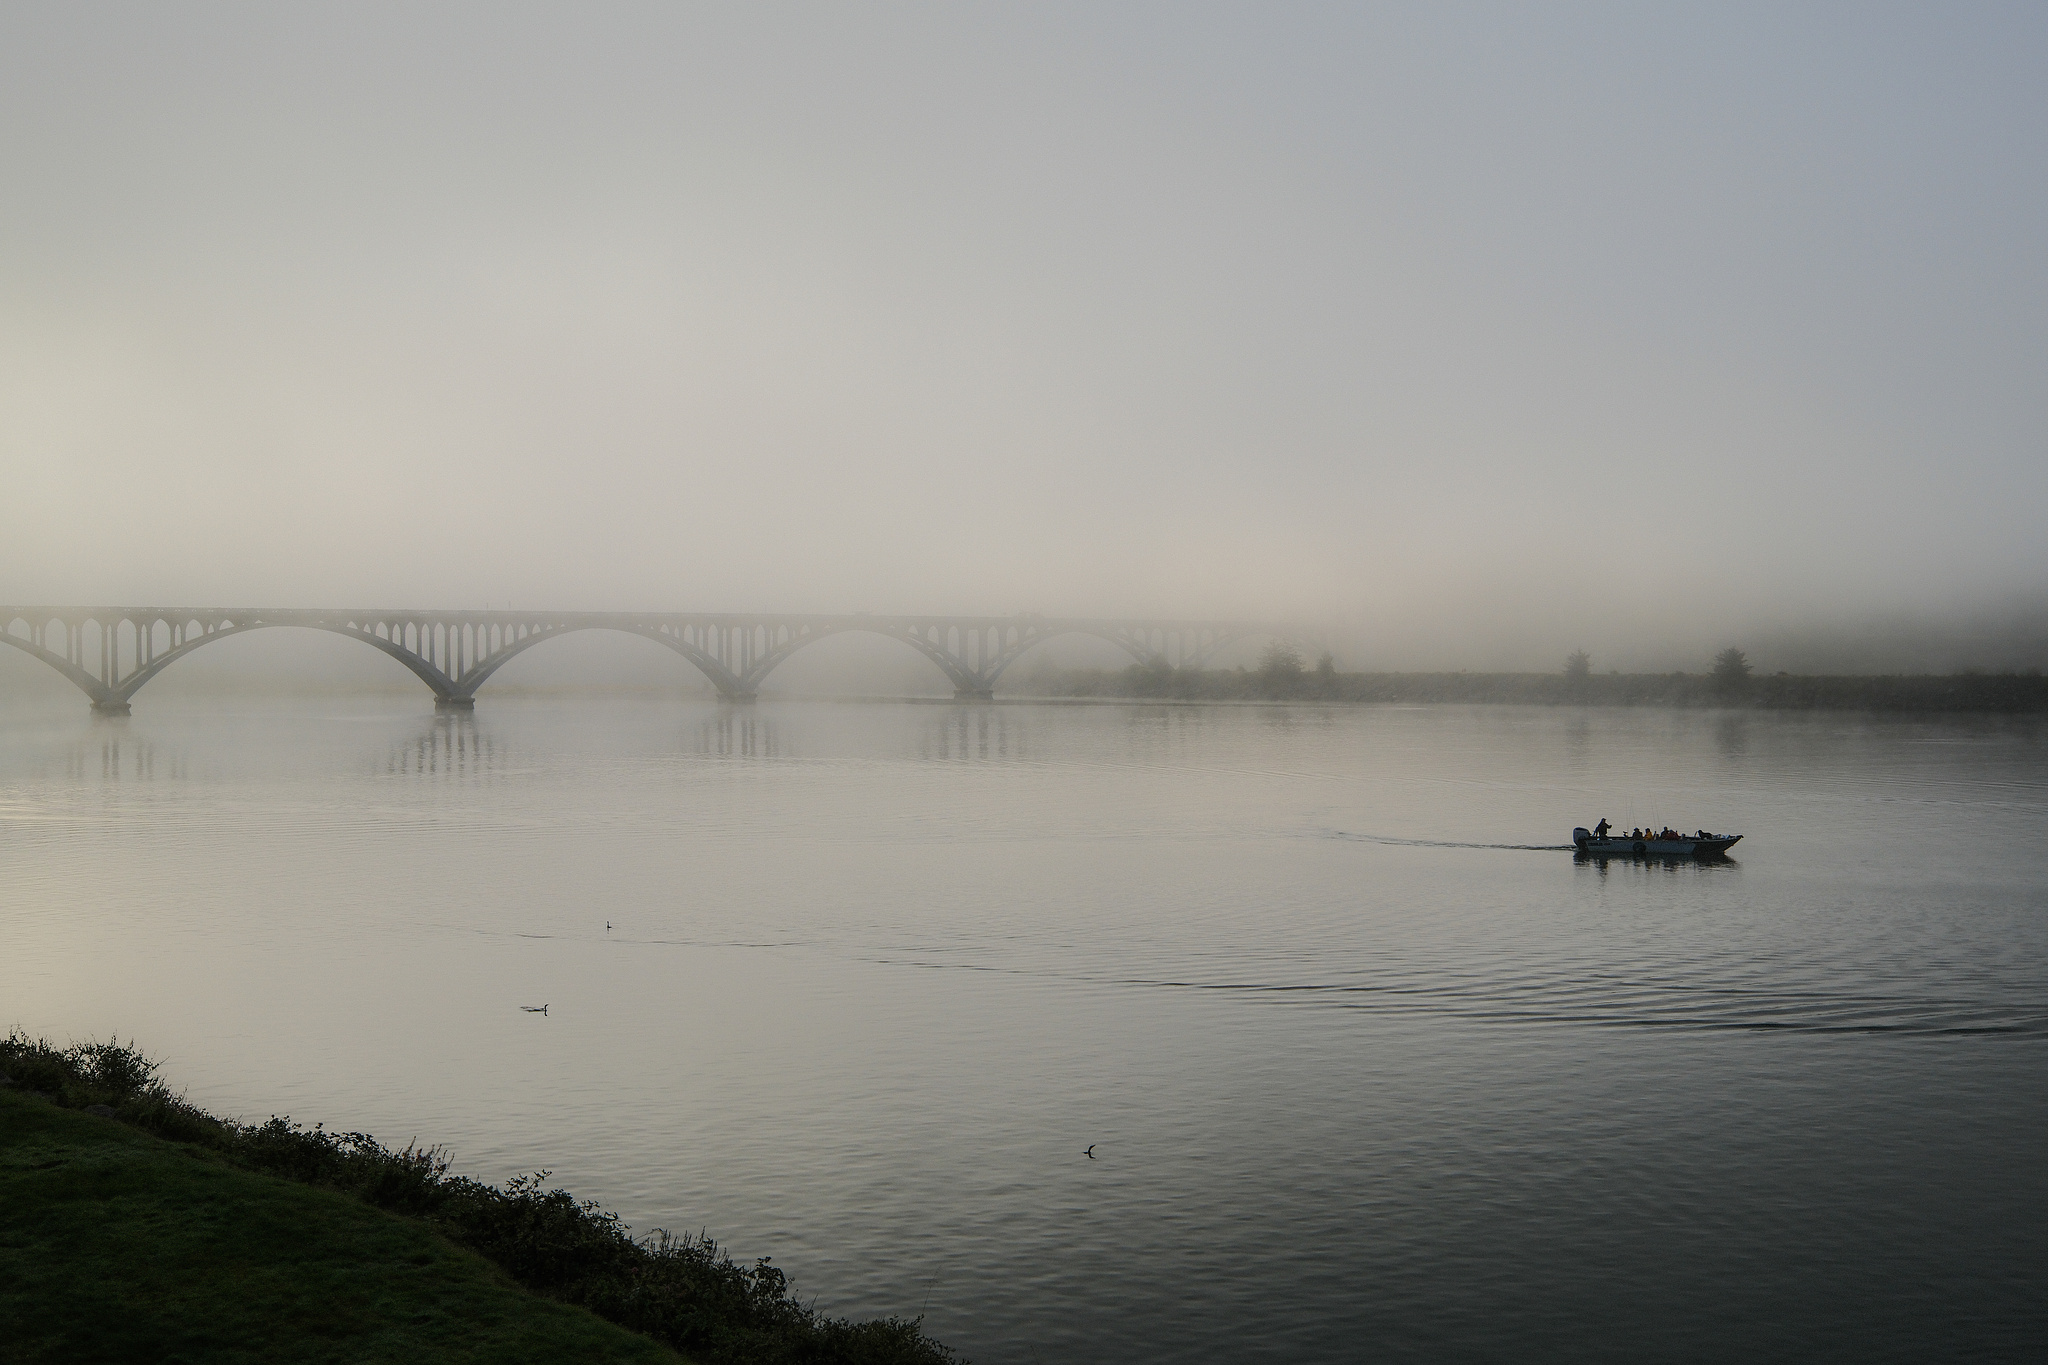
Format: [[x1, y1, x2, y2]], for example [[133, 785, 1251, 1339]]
[[1573, 818, 1742, 857]]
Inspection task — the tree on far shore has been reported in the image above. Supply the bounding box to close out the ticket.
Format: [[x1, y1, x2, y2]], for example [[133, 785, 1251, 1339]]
[[1565, 649, 1592, 682], [1313, 652, 1338, 693], [1712, 647, 1752, 690], [1258, 643, 1306, 694]]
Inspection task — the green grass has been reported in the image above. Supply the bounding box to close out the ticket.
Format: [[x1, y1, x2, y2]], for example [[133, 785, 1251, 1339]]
[[0, 1087, 682, 1364], [0, 1035, 959, 1363]]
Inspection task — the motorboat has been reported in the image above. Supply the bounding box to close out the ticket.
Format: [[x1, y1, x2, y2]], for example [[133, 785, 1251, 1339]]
[[1573, 826, 1741, 857]]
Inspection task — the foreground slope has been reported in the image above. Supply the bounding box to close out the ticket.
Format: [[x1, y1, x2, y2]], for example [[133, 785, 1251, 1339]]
[[0, 1089, 682, 1364]]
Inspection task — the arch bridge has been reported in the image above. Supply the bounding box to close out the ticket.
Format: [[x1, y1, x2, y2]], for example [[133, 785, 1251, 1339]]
[[0, 607, 1313, 715]]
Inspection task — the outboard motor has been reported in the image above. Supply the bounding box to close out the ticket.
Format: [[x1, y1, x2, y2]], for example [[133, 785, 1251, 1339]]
[[1572, 827, 1592, 847]]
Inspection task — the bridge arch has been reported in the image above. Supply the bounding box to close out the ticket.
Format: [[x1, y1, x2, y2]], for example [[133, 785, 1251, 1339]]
[[2, 617, 462, 713], [977, 625, 1161, 689], [451, 623, 745, 699], [735, 621, 986, 697], [729, 620, 1299, 697], [115, 622, 460, 707]]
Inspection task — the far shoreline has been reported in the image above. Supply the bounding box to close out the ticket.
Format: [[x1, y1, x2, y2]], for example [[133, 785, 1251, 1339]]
[[989, 667, 2048, 714]]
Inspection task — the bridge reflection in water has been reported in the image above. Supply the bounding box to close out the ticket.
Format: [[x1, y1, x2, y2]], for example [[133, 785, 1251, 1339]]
[[0, 608, 1302, 715]]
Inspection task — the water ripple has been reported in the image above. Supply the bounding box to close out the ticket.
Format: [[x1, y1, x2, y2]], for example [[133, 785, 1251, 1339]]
[[1108, 972, 2048, 1036]]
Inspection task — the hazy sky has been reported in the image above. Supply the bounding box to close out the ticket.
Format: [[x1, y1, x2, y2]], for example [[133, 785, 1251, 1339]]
[[4, 3, 2044, 667]]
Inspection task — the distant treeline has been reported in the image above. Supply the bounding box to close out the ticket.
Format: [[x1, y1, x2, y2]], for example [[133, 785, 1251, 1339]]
[[1015, 659, 2048, 712]]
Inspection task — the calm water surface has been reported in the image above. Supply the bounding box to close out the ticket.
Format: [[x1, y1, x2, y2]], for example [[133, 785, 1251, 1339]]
[[3, 697, 2044, 1362]]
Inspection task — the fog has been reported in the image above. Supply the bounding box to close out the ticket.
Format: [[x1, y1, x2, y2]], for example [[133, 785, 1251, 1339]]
[[5, 4, 2045, 675]]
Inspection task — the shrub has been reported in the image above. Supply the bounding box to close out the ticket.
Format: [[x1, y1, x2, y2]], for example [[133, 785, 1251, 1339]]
[[1, 1032, 959, 1364], [1256, 643, 1306, 694]]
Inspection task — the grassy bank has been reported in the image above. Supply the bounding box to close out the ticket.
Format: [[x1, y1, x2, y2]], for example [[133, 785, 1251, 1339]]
[[1018, 662, 2048, 712], [0, 1035, 958, 1364], [0, 1088, 680, 1364]]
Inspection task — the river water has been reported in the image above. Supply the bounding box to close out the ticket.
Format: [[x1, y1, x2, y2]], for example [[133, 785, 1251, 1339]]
[[2, 696, 2043, 1362]]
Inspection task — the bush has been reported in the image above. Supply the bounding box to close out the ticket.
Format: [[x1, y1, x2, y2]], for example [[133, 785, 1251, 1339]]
[[1, 1032, 959, 1364], [1257, 643, 1306, 694]]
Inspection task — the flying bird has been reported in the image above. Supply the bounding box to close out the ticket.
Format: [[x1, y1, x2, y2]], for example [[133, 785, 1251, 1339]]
[[1083, 1145, 1096, 1159], [520, 1005, 549, 1015]]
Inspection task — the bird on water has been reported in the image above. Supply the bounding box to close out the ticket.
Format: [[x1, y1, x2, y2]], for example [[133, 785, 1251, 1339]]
[[520, 1005, 549, 1015]]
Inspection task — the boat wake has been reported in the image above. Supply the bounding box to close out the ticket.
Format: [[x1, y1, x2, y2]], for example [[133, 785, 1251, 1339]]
[[1321, 828, 1576, 852], [849, 946, 2048, 1037], [1104, 972, 2048, 1036]]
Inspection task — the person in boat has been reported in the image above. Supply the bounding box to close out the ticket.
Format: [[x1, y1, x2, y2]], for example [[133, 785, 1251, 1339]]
[[1594, 818, 1612, 839]]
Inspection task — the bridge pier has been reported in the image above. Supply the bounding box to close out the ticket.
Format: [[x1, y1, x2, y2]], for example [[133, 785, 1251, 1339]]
[[90, 699, 132, 717], [953, 687, 995, 701], [719, 691, 759, 704], [434, 695, 475, 711]]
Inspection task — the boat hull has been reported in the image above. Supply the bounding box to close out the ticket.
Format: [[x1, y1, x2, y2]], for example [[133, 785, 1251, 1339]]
[[1575, 834, 1741, 858]]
